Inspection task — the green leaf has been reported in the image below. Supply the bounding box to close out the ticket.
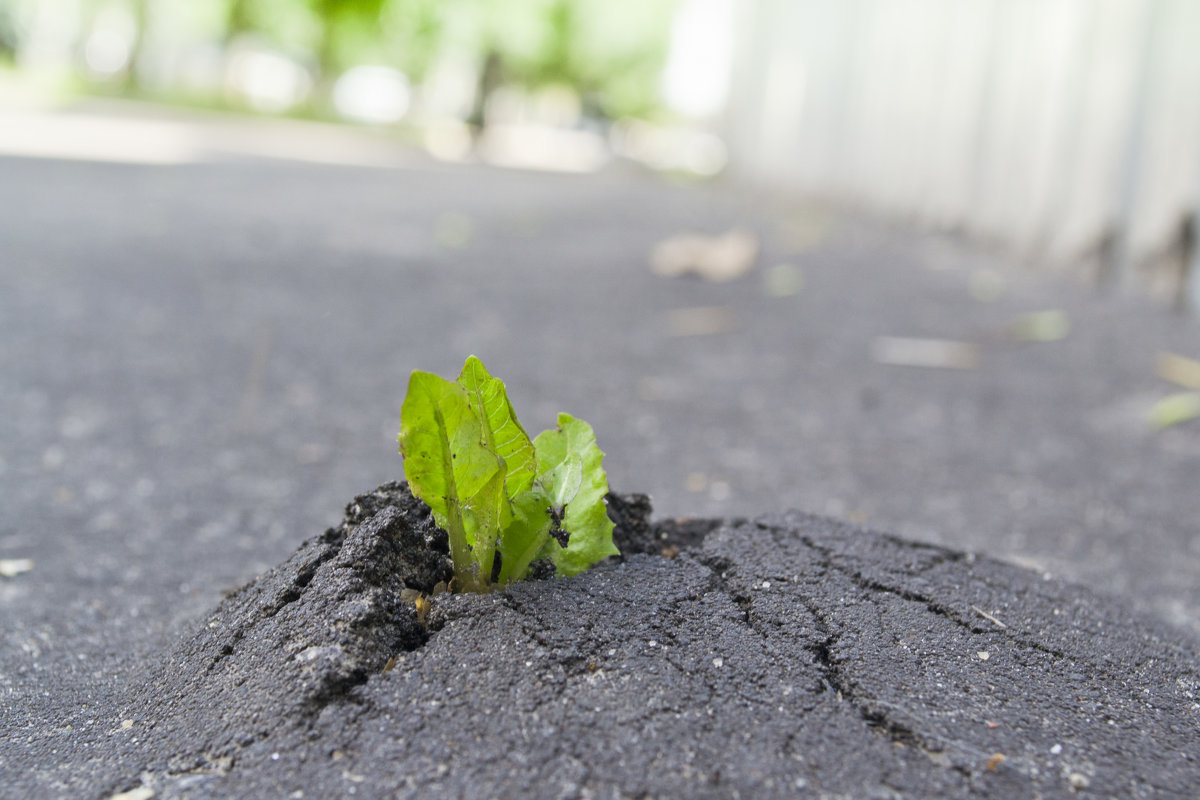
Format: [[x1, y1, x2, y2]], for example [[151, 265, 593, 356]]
[[455, 355, 536, 498], [494, 452, 584, 585], [495, 486, 554, 585], [465, 466, 507, 585], [540, 451, 583, 511], [399, 370, 505, 591], [532, 413, 619, 576]]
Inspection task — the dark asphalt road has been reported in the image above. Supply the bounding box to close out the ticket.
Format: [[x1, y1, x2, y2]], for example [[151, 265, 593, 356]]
[[1, 119, 1199, 796]]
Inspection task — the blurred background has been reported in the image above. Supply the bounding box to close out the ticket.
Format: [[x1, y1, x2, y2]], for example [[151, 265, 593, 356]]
[[3, 0, 1200, 308], [0, 0, 727, 173]]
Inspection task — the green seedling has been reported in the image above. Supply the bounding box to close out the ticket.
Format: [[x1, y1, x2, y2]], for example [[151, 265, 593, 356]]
[[399, 356, 619, 592]]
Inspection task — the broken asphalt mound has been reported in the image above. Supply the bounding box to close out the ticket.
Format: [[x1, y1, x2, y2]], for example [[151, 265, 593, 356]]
[[113, 482, 1199, 799]]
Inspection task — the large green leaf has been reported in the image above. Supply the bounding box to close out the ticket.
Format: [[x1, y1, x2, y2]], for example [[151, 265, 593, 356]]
[[398, 370, 504, 591], [455, 355, 536, 498], [532, 413, 619, 576]]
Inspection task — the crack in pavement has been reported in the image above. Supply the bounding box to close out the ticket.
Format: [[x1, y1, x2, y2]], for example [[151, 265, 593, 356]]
[[82, 486, 1199, 799]]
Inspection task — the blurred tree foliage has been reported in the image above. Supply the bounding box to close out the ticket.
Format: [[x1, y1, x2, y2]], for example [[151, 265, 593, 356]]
[[218, 0, 676, 117], [439, 0, 678, 117], [0, 5, 17, 63], [0, 0, 677, 118]]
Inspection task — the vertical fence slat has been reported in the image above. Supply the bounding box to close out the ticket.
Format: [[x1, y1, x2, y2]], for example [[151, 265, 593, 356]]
[[725, 0, 1200, 307]]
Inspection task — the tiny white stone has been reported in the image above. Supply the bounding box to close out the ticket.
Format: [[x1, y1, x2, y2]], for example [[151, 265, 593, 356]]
[[712, 657, 724, 668], [296, 645, 341, 663], [1050, 744, 1062, 755], [108, 788, 154, 800], [977, 651, 990, 661], [0, 559, 34, 578]]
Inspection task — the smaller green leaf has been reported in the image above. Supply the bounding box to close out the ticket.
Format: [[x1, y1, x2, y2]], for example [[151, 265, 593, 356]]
[[496, 487, 554, 585], [541, 452, 583, 511], [533, 413, 618, 576]]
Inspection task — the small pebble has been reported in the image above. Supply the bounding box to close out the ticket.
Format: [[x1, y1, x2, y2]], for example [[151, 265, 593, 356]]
[[0, 559, 34, 578], [109, 788, 153, 800]]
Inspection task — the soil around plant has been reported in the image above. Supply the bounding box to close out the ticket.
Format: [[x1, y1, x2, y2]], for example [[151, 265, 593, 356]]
[[36, 484, 1200, 798]]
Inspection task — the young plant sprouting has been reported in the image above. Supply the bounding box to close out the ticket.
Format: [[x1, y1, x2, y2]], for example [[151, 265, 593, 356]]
[[398, 356, 619, 592]]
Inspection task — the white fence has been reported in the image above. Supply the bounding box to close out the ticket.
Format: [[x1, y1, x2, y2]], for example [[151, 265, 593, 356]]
[[723, 0, 1200, 308]]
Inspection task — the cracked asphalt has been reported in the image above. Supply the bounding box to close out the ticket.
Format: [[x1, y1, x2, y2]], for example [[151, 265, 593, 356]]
[[8, 484, 1196, 798], [2, 108, 1200, 797]]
